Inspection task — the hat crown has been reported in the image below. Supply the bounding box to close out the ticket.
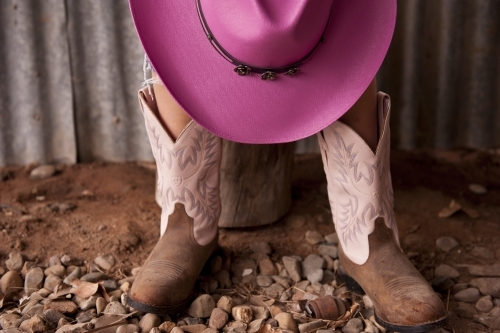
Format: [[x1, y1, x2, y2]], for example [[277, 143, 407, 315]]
[[200, 0, 332, 68]]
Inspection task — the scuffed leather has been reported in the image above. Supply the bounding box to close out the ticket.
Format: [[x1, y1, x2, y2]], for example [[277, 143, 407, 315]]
[[339, 218, 448, 326], [317, 92, 400, 265], [139, 88, 221, 246]]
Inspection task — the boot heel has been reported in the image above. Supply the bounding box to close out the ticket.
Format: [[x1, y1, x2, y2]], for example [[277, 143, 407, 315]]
[[337, 265, 364, 295]]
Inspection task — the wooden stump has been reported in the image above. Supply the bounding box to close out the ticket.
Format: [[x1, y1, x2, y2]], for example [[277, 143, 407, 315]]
[[218, 140, 295, 228]]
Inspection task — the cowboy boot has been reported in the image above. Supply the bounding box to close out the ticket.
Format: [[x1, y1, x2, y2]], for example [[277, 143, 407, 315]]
[[126, 88, 221, 314], [317, 93, 448, 333]]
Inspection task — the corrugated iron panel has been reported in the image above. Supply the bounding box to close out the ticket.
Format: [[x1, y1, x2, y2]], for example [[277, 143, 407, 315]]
[[1, 0, 500, 165], [0, 0, 75, 166]]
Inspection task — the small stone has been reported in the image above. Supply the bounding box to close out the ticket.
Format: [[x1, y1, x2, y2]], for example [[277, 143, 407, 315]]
[[25, 304, 44, 317], [434, 264, 460, 279], [63, 267, 83, 285], [282, 256, 302, 282], [475, 295, 494, 313], [324, 233, 339, 245], [43, 273, 62, 291], [341, 318, 363, 333], [250, 242, 272, 255], [94, 254, 116, 271], [30, 165, 56, 180], [44, 300, 79, 315], [80, 272, 108, 283], [210, 256, 223, 274], [455, 288, 479, 303], [436, 237, 459, 252], [60, 254, 84, 267], [188, 294, 215, 318], [104, 301, 128, 315], [0, 313, 22, 330], [171, 327, 184, 333], [363, 295, 374, 309], [298, 320, 325, 333], [45, 265, 66, 277], [159, 321, 176, 333], [232, 305, 253, 324], [249, 306, 269, 320], [29, 314, 48, 333], [247, 319, 265, 333], [117, 324, 141, 333], [184, 318, 203, 326], [256, 275, 273, 287], [259, 258, 278, 276], [263, 283, 285, 299], [274, 313, 298, 333], [102, 279, 118, 291], [302, 254, 325, 278], [0, 270, 24, 294], [215, 270, 232, 288], [469, 183, 487, 194], [76, 309, 96, 323], [96, 297, 107, 315], [321, 270, 335, 285], [24, 267, 44, 296], [56, 322, 94, 333], [216, 295, 233, 314], [21, 261, 37, 277], [5, 251, 24, 271], [317, 245, 338, 259], [456, 302, 477, 319], [305, 230, 323, 245], [307, 269, 324, 284], [231, 259, 256, 277], [49, 255, 62, 266], [181, 324, 207, 333], [43, 309, 68, 323], [470, 278, 500, 298], [73, 295, 99, 310], [471, 246, 496, 260], [138, 313, 161, 333], [209, 308, 228, 330], [223, 321, 247, 333]]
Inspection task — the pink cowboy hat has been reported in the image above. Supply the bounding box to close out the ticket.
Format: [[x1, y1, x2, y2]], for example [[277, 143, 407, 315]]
[[129, 0, 397, 144]]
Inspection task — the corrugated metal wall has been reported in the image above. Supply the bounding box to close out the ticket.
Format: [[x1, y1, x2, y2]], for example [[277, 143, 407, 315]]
[[1, 0, 499, 166]]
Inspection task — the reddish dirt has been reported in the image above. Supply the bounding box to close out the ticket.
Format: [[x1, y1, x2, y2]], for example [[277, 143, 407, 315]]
[[1, 149, 500, 332]]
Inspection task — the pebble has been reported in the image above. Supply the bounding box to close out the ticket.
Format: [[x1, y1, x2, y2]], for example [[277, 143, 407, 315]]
[[30, 164, 56, 180], [44, 300, 78, 315], [29, 314, 49, 333], [305, 230, 324, 245], [264, 283, 285, 298], [282, 256, 302, 282], [209, 308, 229, 330], [324, 233, 339, 245], [139, 313, 161, 333], [256, 275, 274, 287], [45, 264, 67, 277], [159, 321, 177, 333], [363, 295, 374, 309], [471, 246, 496, 260], [307, 269, 324, 284], [259, 258, 278, 276], [0, 313, 22, 330], [247, 319, 265, 333], [55, 322, 94, 333], [49, 255, 62, 266], [188, 294, 215, 318], [5, 251, 24, 271], [231, 259, 256, 277], [469, 183, 487, 194], [302, 254, 325, 278], [181, 324, 207, 333], [274, 312, 298, 333], [217, 295, 233, 314], [64, 267, 83, 285], [298, 320, 326, 333], [24, 267, 44, 296], [73, 295, 99, 311], [321, 270, 335, 285], [455, 288, 480, 303], [232, 306, 253, 324], [436, 237, 459, 252], [43, 273, 62, 291], [456, 302, 477, 319], [0, 270, 24, 294], [44, 309, 68, 323], [317, 245, 338, 259], [470, 278, 500, 298], [80, 272, 108, 282], [171, 327, 184, 333], [60, 255, 84, 267], [76, 308, 96, 323], [95, 297, 108, 315], [434, 264, 460, 279], [104, 301, 128, 315], [94, 254, 116, 271], [223, 321, 247, 333], [210, 257, 223, 274], [117, 324, 141, 333], [341, 318, 363, 333], [250, 242, 272, 255], [475, 295, 494, 313]]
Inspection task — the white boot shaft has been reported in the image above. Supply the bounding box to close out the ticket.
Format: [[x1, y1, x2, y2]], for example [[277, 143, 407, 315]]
[[138, 88, 222, 246], [317, 92, 400, 265]]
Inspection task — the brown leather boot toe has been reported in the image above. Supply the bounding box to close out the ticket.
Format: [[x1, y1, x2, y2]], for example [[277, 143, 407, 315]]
[[126, 203, 218, 315]]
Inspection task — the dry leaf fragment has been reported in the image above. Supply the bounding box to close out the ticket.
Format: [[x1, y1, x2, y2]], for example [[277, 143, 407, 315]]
[[438, 200, 462, 218], [70, 279, 99, 298]]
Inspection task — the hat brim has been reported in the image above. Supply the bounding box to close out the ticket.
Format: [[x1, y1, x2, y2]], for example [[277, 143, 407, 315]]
[[130, 0, 397, 144]]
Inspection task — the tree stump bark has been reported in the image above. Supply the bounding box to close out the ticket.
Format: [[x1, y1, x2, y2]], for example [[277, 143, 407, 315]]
[[218, 140, 295, 228]]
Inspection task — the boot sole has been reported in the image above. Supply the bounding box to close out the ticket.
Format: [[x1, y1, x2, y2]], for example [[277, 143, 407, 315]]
[[125, 293, 193, 315], [338, 265, 448, 333]]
